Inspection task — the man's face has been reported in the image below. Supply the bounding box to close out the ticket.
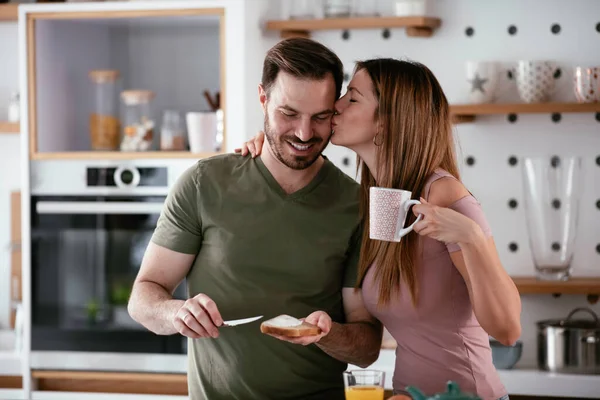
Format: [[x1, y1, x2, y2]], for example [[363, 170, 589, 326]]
[[259, 71, 336, 170]]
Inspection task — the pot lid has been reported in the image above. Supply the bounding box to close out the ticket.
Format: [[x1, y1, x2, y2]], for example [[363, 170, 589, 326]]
[[538, 307, 600, 329]]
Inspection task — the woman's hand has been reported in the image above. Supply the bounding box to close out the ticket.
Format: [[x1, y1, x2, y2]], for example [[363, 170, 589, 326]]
[[412, 198, 483, 246], [234, 131, 265, 158]]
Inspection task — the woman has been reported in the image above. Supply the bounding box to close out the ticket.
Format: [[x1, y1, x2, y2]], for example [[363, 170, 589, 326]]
[[236, 58, 521, 400]]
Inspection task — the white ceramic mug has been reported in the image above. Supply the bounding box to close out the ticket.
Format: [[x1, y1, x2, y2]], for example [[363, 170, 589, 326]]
[[574, 66, 600, 103], [369, 187, 422, 242], [465, 61, 501, 104], [394, 0, 427, 16], [186, 111, 217, 153]]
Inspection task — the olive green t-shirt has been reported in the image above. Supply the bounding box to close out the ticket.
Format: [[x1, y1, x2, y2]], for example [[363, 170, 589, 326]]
[[151, 154, 361, 400]]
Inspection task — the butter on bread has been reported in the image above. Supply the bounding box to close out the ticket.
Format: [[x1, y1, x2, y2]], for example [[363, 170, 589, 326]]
[[260, 314, 322, 337]]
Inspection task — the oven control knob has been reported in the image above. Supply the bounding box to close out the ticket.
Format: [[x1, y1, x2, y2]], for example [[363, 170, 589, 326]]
[[114, 166, 141, 188]]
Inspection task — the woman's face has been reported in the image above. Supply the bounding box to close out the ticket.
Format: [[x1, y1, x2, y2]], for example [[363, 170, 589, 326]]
[[331, 68, 379, 151]]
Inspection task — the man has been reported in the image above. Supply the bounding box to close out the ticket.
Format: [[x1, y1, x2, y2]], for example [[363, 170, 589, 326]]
[[128, 38, 382, 400]]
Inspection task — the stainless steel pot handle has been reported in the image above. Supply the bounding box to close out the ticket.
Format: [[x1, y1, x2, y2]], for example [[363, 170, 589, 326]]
[[566, 307, 600, 323]]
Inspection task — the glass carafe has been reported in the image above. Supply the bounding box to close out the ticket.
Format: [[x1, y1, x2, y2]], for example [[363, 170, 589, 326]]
[[521, 156, 583, 280]]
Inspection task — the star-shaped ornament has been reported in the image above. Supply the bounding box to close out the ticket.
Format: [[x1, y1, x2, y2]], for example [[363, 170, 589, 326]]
[[468, 73, 488, 93]]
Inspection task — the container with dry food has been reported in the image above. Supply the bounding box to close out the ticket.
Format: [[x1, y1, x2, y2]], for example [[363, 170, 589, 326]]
[[120, 90, 155, 152], [160, 110, 186, 151], [89, 70, 120, 151]]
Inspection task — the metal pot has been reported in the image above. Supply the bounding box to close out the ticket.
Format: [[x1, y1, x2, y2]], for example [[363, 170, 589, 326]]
[[537, 307, 600, 374]]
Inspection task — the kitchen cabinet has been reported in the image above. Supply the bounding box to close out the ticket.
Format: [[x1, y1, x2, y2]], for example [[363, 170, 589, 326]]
[[17, 2, 247, 399], [20, 1, 246, 161], [31, 371, 186, 396]]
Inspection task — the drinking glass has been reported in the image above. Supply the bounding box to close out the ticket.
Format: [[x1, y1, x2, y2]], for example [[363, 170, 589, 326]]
[[289, 0, 317, 19], [343, 370, 385, 400]]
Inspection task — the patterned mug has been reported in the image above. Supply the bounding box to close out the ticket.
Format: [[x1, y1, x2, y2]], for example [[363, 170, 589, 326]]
[[514, 60, 558, 103], [369, 187, 422, 242], [574, 66, 600, 103]]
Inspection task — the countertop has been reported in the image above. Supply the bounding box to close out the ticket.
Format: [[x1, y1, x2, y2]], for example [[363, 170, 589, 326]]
[[363, 349, 600, 398], [25, 349, 600, 398]]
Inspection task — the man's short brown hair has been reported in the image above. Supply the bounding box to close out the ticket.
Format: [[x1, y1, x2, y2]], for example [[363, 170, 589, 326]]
[[261, 38, 344, 100]]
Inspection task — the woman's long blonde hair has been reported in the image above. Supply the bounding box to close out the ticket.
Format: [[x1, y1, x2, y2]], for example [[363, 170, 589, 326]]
[[354, 58, 460, 307]]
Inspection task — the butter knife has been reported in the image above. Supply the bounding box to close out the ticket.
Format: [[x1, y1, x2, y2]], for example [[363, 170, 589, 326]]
[[222, 315, 263, 327]]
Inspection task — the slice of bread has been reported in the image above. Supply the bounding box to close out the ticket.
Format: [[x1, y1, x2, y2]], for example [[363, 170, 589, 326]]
[[260, 314, 322, 337]]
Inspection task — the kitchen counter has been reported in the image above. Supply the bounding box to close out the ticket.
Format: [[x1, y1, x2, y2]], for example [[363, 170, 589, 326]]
[[361, 349, 600, 399], [30, 349, 600, 398]]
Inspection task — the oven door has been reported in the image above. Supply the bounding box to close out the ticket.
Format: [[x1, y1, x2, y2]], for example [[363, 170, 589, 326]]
[[31, 196, 186, 354]]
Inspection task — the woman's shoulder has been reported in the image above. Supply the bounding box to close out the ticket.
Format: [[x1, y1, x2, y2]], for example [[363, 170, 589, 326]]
[[425, 169, 471, 208]]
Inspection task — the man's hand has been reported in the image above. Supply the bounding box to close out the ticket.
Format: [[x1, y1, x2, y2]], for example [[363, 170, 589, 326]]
[[266, 311, 332, 346], [172, 293, 224, 339]]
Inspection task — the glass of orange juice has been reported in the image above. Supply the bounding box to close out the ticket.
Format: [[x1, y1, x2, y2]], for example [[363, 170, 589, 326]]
[[343, 370, 385, 400]]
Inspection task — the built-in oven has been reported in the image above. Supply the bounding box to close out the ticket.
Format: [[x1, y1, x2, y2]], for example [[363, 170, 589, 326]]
[[29, 160, 193, 356]]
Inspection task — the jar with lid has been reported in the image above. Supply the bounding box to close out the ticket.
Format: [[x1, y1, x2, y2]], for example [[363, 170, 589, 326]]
[[160, 110, 186, 151], [324, 0, 351, 17], [120, 90, 155, 152], [89, 70, 120, 151], [7, 91, 19, 123]]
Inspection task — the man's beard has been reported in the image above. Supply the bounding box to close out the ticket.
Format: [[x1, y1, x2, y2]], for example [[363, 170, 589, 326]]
[[263, 114, 329, 170]]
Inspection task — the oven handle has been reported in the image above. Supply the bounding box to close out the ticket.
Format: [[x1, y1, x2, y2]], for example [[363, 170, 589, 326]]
[[36, 201, 164, 215]]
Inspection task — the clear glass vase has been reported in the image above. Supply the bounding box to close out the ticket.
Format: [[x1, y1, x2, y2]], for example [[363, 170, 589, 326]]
[[521, 156, 583, 280]]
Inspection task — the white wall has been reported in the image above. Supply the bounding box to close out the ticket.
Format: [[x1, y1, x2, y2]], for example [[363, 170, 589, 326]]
[[282, 0, 600, 368], [0, 22, 20, 330], [1, 0, 600, 374], [242, 0, 279, 136]]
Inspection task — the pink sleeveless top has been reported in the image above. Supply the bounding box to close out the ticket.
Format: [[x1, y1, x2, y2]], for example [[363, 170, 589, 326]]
[[362, 170, 507, 400]]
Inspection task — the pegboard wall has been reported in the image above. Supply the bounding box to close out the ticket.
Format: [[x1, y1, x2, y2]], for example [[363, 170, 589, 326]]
[[272, 0, 600, 280], [275, 0, 600, 366]]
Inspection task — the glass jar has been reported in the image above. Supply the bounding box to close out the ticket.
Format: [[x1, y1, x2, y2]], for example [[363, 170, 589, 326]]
[[324, 0, 351, 18], [120, 90, 155, 152], [160, 110, 186, 151], [89, 70, 120, 151], [289, 0, 317, 19], [8, 91, 20, 123], [352, 0, 379, 17]]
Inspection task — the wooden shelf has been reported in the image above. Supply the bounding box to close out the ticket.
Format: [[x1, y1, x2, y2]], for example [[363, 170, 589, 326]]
[[31, 151, 221, 160], [32, 370, 187, 395], [0, 375, 22, 389], [266, 16, 442, 38], [512, 276, 600, 295], [450, 102, 600, 123], [0, 121, 19, 134], [0, 3, 18, 22]]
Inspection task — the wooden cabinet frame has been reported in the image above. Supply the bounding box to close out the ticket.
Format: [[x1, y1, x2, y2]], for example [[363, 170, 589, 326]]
[[25, 7, 227, 160]]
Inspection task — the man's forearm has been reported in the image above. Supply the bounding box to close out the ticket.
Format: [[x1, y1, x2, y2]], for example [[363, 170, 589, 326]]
[[128, 281, 184, 335], [316, 321, 382, 368]]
